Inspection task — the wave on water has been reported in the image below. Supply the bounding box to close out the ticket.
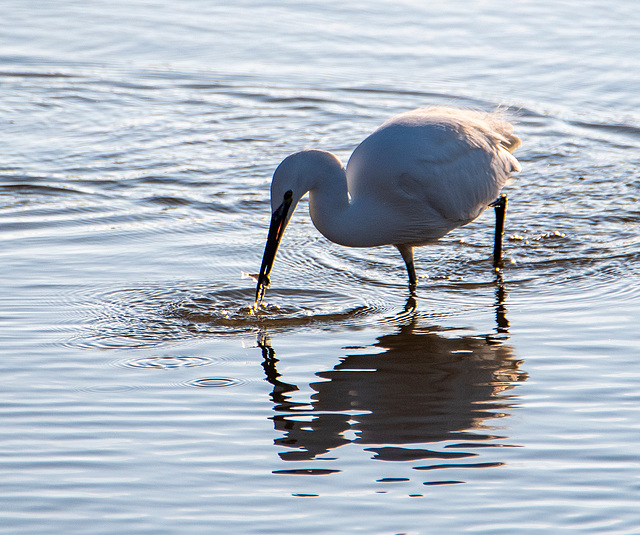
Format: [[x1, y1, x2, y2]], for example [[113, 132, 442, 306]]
[[64, 282, 391, 350]]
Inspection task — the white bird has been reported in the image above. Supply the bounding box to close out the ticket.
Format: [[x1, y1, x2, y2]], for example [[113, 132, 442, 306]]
[[255, 107, 521, 305]]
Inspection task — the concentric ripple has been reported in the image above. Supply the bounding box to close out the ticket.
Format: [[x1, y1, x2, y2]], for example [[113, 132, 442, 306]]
[[184, 377, 246, 388], [116, 355, 221, 370], [65, 282, 390, 350]]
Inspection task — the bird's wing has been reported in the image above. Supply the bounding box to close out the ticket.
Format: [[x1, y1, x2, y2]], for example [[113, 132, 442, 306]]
[[346, 114, 519, 230], [395, 144, 510, 224]]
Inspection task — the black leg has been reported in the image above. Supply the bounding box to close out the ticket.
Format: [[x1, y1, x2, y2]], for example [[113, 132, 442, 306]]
[[490, 194, 507, 268], [397, 245, 417, 292], [406, 260, 417, 289]]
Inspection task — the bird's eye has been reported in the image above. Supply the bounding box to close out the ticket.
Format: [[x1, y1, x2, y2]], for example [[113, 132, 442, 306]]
[[284, 190, 293, 201]]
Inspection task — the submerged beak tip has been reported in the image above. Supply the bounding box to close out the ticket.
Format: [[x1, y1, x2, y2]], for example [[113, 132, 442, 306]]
[[253, 273, 270, 307]]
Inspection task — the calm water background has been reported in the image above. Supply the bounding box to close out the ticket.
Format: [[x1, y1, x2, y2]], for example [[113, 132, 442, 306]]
[[2, 1, 640, 533]]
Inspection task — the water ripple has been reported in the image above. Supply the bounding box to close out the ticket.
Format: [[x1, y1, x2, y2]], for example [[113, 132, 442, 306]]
[[65, 283, 389, 350], [116, 355, 221, 370], [184, 377, 246, 388]]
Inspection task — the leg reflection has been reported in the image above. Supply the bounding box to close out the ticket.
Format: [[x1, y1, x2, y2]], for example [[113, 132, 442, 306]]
[[488, 269, 509, 344]]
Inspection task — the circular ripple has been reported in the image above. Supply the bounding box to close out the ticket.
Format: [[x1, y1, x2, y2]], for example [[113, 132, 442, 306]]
[[116, 355, 221, 370], [63, 281, 392, 350], [184, 377, 246, 388], [169, 286, 391, 331], [81, 384, 140, 393]]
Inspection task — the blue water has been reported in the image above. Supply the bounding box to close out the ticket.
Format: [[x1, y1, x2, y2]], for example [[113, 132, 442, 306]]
[[2, 1, 640, 533]]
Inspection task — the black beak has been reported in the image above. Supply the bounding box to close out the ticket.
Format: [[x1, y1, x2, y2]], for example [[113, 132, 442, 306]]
[[255, 190, 293, 306]]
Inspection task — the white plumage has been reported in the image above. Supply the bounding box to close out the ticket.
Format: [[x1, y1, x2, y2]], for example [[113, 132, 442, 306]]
[[255, 107, 521, 305]]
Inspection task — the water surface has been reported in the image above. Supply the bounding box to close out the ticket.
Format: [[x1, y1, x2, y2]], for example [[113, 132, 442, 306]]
[[2, 1, 640, 533]]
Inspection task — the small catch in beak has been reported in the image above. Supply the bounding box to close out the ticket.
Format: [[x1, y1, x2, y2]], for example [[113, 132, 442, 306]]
[[254, 190, 293, 307]]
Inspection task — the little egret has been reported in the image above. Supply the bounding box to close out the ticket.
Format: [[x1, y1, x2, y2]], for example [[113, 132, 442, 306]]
[[255, 107, 521, 305]]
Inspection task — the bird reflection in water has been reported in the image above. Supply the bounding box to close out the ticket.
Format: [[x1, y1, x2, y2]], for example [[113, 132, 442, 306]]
[[259, 273, 526, 465]]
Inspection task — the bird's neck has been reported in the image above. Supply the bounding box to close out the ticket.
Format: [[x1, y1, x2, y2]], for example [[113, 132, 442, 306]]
[[278, 150, 369, 247], [307, 164, 353, 246]]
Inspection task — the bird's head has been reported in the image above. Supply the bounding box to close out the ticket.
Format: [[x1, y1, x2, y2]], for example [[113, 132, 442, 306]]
[[254, 155, 306, 307], [254, 150, 344, 307]]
